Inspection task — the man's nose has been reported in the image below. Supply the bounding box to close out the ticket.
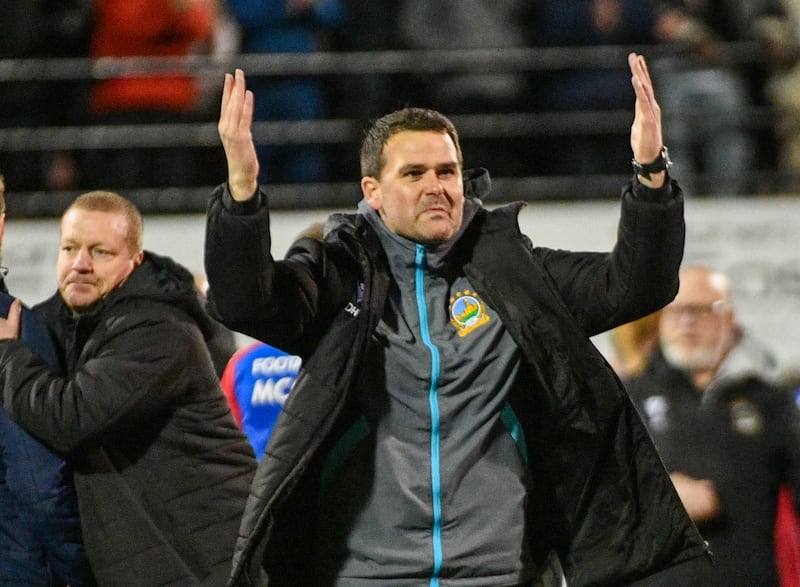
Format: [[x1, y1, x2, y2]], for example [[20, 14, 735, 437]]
[[73, 248, 92, 270], [423, 171, 444, 195]]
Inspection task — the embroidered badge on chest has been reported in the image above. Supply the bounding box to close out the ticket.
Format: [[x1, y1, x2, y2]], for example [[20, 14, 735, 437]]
[[449, 290, 490, 337], [729, 399, 763, 436], [643, 395, 670, 434]]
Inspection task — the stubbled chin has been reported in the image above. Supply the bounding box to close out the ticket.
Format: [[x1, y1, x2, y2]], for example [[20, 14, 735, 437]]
[[63, 284, 99, 307], [419, 226, 455, 244]]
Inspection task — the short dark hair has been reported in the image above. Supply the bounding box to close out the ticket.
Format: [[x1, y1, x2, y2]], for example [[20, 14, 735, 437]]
[[359, 107, 463, 178], [66, 191, 143, 253]]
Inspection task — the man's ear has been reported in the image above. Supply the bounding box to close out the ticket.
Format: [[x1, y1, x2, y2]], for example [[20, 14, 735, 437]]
[[130, 251, 144, 272], [360, 176, 381, 211], [0, 213, 6, 247]]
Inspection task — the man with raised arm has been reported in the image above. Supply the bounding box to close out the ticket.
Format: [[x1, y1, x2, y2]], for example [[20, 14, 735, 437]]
[[205, 54, 710, 586]]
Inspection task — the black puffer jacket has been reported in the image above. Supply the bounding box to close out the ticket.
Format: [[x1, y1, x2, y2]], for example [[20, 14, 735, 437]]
[[0, 252, 256, 586], [205, 172, 710, 586]]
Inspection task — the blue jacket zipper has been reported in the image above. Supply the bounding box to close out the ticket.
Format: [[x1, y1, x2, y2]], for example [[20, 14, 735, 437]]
[[415, 244, 443, 586]]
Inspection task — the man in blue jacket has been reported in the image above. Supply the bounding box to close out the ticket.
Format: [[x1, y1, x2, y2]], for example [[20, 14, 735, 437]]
[[0, 174, 91, 585]]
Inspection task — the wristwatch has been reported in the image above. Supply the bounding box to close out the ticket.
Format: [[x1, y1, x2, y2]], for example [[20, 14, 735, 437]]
[[632, 146, 671, 180]]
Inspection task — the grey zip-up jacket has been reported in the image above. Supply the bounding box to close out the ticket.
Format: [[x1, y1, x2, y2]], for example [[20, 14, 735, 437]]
[[306, 196, 533, 585], [204, 169, 710, 586]]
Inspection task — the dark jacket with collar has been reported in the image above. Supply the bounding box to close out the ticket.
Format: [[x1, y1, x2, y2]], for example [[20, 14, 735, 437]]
[[0, 278, 91, 585], [205, 170, 709, 586], [626, 335, 800, 587], [0, 252, 256, 586]]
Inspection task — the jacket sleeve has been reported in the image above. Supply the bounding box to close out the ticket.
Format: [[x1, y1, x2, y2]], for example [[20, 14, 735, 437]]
[[0, 297, 90, 582], [534, 177, 685, 336], [204, 183, 330, 350], [0, 411, 90, 583], [0, 305, 207, 454]]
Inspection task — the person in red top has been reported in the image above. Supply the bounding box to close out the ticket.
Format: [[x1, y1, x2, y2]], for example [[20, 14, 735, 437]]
[[84, 0, 218, 190], [776, 471, 800, 587]]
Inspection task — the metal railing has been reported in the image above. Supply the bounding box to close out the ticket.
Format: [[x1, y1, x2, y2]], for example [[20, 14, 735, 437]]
[[0, 42, 787, 216]]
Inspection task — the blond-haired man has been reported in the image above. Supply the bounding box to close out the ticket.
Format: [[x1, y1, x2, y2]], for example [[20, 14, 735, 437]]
[[0, 191, 256, 585]]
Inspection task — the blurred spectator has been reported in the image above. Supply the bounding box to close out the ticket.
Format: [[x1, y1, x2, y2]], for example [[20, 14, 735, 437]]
[[326, 0, 399, 181], [776, 484, 800, 587], [82, 0, 218, 191], [329, 0, 397, 119], [225, 0, 346, 184], [532, 0, 662, 179], [0, 0, 91, 192], [626, 265, 800, 586], [764, 0, 800, 188], [612, 298, 800, 586], [221, 342, 301, 457], [396, 0, 530, 115], [608, 310, 662, 380], [395, 0, 536, 177], [193, 1, 245, 186], [652, 0, 790, 196]]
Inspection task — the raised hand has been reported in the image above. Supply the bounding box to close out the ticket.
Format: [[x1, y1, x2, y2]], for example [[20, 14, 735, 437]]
[[628, 53, 665, 188], [218, 69, 260, 201]]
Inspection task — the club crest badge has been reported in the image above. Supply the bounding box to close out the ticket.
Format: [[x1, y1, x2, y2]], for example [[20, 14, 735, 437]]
[[730, 399, 763, 436], [449, 290, 490, 337], [643, 395, 670, 434]]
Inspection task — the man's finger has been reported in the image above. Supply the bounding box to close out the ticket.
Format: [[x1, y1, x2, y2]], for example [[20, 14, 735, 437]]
[[220, 72, 234, 122]]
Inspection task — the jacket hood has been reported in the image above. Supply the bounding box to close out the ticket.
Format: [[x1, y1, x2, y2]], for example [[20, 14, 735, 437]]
[[715, 329, 784, 387], [112, 251, 216, 338]]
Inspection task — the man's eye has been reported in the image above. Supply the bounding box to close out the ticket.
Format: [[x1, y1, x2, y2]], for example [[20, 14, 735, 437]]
[[92, 250, 110, 259]]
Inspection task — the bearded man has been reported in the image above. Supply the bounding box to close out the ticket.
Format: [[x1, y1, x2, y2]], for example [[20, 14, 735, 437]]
[[626, 265, 800, 587]]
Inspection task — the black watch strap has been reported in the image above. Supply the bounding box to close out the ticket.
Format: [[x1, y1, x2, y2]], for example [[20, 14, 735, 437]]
[[632, 146, 671, 180]]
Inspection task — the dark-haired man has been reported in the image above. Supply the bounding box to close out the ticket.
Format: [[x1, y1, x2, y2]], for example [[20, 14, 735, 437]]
[[205, 54, 709, 586]]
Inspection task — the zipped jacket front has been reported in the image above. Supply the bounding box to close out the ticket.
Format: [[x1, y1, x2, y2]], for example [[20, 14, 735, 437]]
[[204, 171, 709, 586]]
